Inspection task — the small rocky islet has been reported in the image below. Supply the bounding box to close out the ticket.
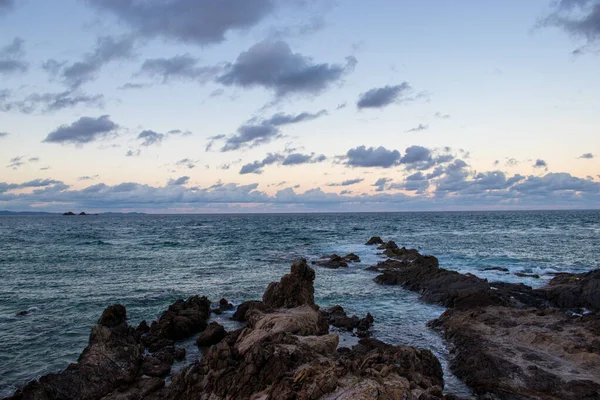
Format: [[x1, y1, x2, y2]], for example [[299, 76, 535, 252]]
[[5, 237, 600, 400]]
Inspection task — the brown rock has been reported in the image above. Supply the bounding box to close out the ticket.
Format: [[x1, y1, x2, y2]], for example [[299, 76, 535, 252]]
[[195, 322, 226, 347], [262, 258, 316, 308], [365, 236, 384, 245]]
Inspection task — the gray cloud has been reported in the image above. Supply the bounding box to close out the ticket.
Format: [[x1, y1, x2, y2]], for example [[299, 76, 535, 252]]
[[327, 178, 364, 187], [175, 158, 198, 169], [43, 115, 119, 145], [533, 159, 548, 168], [434, 112, 450, 119], [406, 124, 429, 133], [543, 0, 600, 49], [217, 40, 356, 97], [168, 176, 190, 186], [579, 152, 594, 159], [137, 128, 191, 146], [373, 177, 392, 192], [78, 175, 99, 181], [0, 0, 14, 15], [281, 153, 326, 165], [220, 109, 326, 151], [239, 153, 283, 174], [0, 37, 28, 74], [47, 35, 135, 87], [356, 83, 411, 109], [0, 131, 9, 138], [139, 54, 222, 82], [126, 149, 140, 157], [118, 82, 152, 90], [0, 89, 104, 114], [343, 146, 401, 168], [86, 0, 274, 46]]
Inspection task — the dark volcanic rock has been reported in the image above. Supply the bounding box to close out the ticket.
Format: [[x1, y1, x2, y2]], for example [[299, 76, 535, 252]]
[[231, 300, 267, 322], [79, 212, 87, 216], [515, 272, 540, 279], [343, 252, 360, 262], [365, 236, 384, 245], [62, 211, 75, 216], [263, 258, 316, 308], [211, 297, 234, 314], [8, 305, 144, 400], [312, 254, 349, 269], [195, 321, 226, 347], [543, 270, 600, 312], [430, 307, 600, 400], [377, 240, 399, 250], [483, 266, 509, 272], [145, 295, 211, 343], [321, 305, 374, 337]]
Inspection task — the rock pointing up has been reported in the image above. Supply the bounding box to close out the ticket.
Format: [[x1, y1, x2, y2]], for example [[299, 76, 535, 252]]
[[262, 258, 316, 308]]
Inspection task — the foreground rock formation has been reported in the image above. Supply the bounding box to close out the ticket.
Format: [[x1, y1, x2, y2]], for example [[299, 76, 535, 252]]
[[367, 237, 600, 400], [6, 259, 458, 400]]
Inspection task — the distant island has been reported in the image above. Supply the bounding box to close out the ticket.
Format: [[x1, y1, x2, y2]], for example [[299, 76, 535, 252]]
[[0, 210, 145, 216]]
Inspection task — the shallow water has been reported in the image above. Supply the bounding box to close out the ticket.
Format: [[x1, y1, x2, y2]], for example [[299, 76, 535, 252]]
[[0, 210, 599, 397]]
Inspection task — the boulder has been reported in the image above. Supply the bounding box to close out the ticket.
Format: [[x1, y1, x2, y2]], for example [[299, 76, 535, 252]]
[[195, 322, 226, 347], [312, 254, 349, 269], [262, 258, 316, 308], [543, 270, 600, 312], [343, 252, 360, 262], [365, 236, 384, 245], [231, 300, 267, 322], [482, 267, 509, 272], [321, 305, 374, 337]]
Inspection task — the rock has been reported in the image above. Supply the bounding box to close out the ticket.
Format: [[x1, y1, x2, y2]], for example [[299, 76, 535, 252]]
[[312, 254, 349, 269], [136, 320, 150, 334], [211, 297, 234, 314], [15, 310, 29, 317], [195, 321, 226, 347], [321, 305, 374, 336], [365, 236, 384, 245], [62, 211, 75, 216], [144, 295, 211, 344], [482, 266, 509, 272], [430, 306, 600, 400], [377, 240, 399, 250], [543, 270, 600, 312], [262, 258, 316, 308], [8, 304, 144, 400], [343, 252, 361, 262], [142, 350, 173, 378], [231, 300, 267, 322], [79, 212, 87, 216], [174, 347, 186, 361], [514, 272, 540, 279]]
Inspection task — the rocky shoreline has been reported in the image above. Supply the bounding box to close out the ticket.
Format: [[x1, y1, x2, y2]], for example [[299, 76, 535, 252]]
[[4, 237, 599, 400]]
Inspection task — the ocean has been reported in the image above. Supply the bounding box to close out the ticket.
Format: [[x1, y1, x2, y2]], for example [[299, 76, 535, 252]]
[[0, 210, 599, 397]]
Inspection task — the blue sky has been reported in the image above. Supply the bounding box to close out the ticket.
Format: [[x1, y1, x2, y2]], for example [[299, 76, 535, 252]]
[[0, 0, 598, 213]]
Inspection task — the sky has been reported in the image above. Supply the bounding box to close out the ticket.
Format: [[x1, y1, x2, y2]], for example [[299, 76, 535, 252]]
[[0, 0, 598, 213]]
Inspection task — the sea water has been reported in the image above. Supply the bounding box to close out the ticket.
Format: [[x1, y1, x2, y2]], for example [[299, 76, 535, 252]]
[[0, 210, 599, 397]]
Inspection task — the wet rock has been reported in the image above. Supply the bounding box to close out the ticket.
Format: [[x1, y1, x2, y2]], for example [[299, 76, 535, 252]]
[[365, 236, 384, 245], [231, 300, 267, 322], [312, 254, 349, 268], [263, 258, 316, 308], [15, 310, 29, 317], [211, 297, 234, 314], [430, 306, 600, 400], [343, 252, 360, 262], [8, 305, 144, 400], [142, 350, 174, 378], [321, 305, 374, 337], [195, 322, 226, 347], [377, 240, 399, 250], [482, 266, 509, 272], [144, 296, 211, 344], [174, 347, 186, 361], [543, 270, 600, 312], [101, 377, 165, 400], [136, 320, 150, 334], [515, 272, 540, 279]]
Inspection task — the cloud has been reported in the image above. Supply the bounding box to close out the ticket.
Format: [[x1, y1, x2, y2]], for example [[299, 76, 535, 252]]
[[0, 37, 28, 74], [168, 176, 190, 185], [327, 178, 364, 187], [86, 0, 275, 46], [356, 83, 412, 109], [505, 158, 519, 167], [175, 158, 198, 169], [343, 146, 401, 168], [43, 115, 119, 145], [239, 153, 284, 174], [406, 124, 429, 133], [579, 152, 594, 159], [139, 54, 222, 83], [0, 0, 14, 15], [126, 149, 140, 157], [0, 88, 104, 114], [281, 153, 326, 165], [533, 159, 548, 168], [47, 35, 135, 87], [543, 0, 600, 50], [434, 112, 450, 119], [137, 128, 191, 146], [220, 109, 326, 151], [118, 82, 152, 90], [0, 131, 9, 138], [217, 40, 356, 97], [78, 175, 99, 181], [372, 177, 392, 192]]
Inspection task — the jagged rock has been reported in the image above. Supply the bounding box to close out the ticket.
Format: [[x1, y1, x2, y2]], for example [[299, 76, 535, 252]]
[[144, 296, 211, 344], [195, 322, 226, 347], [377, 240, 399, 250], [430, 307, 600, 400], [8, 305, 144, 400], [343, 252, 360, 262], [263, 258, 316, 308], [543, 270, 600, 312], [142, 350, 174, 378], [211, 298, 234, 314], [312, 254, 349, 269], [483, 267, 509, 272], [365, 236, 384, 245], [515, 272, 540, 279], [231, 300, 267, 322], [321, 305, 374, 337], [101, 377, 165, 400]]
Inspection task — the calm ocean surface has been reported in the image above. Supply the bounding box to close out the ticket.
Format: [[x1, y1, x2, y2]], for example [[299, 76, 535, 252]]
[[1, 210, 599, 397]]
